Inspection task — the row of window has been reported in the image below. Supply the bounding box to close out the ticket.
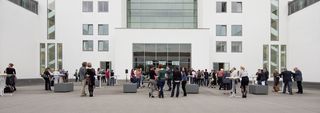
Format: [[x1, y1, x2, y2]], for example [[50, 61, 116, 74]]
[[83, 24, 109, 35], [83, 40, 109, 52], [216, 1, 242, 13], [216, 25, 242, 36], [216, 41, 242, 53], [83, 1, 109, 12]]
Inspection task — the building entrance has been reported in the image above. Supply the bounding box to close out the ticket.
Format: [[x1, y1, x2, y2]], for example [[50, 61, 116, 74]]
[[133, 43, 191, 73]]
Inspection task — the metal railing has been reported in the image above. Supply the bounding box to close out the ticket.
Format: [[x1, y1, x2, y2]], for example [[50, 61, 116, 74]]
[[8, 0, 38, 14], [288, 0, 320, 15]]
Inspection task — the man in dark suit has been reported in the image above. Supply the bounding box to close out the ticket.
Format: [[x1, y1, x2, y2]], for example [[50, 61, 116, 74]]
[[279, 68, 294, 95], [293, 67, 303, 94]]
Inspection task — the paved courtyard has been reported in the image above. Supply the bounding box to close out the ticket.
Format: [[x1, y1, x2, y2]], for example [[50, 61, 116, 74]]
[[0, 82, 320, 113]]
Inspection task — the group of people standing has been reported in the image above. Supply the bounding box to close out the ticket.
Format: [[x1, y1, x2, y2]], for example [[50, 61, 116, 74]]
[[271, 67, 303, 95], [42, 68, 69, 91], [131, 65, 188, 98], [77, 62, 115, 97]]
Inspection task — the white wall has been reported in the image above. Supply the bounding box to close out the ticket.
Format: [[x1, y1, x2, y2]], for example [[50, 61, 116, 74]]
[[51, 0, 122, 74], [287, 2, 320, 82], [0, 0, 46, 78], [202, 0, 272, 75]]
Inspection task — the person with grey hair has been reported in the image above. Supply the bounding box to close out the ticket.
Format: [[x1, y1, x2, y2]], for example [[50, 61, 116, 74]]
[[279, 68, 294, 95], [293, 67, 303, 94], [79, 62, 87, 97], [85, 62, 96, 97]]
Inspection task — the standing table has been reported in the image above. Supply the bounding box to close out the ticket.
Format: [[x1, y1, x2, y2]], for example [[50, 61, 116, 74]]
[[97, 74, 103, 88], [0, 74, 7, 96], [226, 76, 240, 97]]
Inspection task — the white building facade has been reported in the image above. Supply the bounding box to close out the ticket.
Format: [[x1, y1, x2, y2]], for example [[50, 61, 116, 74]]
[[0, 0, 319, 82]]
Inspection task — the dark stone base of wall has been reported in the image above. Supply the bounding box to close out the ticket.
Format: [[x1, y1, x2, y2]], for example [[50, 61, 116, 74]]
[[14, 79, 320, 90]]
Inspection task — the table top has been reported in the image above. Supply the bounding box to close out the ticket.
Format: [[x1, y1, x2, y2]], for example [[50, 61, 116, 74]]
[[0, 74, 7, 76], [226, 76, 240, 79]]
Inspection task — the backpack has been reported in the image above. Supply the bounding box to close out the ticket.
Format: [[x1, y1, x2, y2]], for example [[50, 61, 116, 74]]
[[4, 85, 14, 93]]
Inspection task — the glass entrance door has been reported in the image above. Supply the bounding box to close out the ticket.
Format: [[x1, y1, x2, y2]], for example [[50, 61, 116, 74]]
[[133, 43, 191, 73]]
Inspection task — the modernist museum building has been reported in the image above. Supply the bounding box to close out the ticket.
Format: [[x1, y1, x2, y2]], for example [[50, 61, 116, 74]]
[[0, 0, 319, 82]]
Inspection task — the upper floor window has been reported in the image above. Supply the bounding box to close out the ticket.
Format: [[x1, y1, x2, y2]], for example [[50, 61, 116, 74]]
[[216, 25, 227, 36], [98, 24, 109, 35], [216, 2, 227, 13], [98, 1, 108, 12], [231, 41, 242, 52], [98, 40, 109, 51], [232, 2, 242, 13], [83, 40, 94, 51], [83, 1, 93, 12], [83, 24, 93, 35], [231, 25, 242, 36], [216, 41, 227, 52]]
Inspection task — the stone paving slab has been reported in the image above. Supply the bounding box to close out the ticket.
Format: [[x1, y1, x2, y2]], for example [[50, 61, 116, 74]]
[[0, 83, 320, 113]]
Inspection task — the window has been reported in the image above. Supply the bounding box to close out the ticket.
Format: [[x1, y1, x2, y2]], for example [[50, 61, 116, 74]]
[[83, 40, 94, 51], [216, 41, 227, 52], [98, 1, 108, 12], [98, 40, 109, 51], [57, 43, 63, 70], [83, 24, 93, 35], [231, 41, 242, 52], [47, 43, 55, 69], [232, 2, 242, 13], [263, 45, 269, 70], [216, 25, 227, 36], [216, 2, 227, 13], [231, 25, 242, 36], [127, 0, 197, 28], [98, 24, 109, 35], [83, 1, 93, 12], [40, 43, 46, 74]]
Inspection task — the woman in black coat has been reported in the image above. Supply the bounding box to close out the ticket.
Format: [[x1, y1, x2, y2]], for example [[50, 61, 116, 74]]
[[86, 63, 96, 97]]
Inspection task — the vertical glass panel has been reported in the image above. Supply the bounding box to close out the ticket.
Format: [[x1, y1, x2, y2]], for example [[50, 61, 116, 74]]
[[127, 0, 197, 28], [98, 24, 109, 35], [216, 2, 227, 13], [47, 0, 55, 39], [83, 40, 93, 51], [98, 40, 109, 51], [156, 44, 167, 61], [57, 43, 63, 70], [133, 44, 145, 63], [263, 45, 269, 70], [231, 41, 242, 53], [168, 44, 179, 61], [47, 43, 55, 70], [281, 45, 287, 69], [232, 2, 242, 13], [231, 25, 242, 36], [270, 45, 279, 72], [40, 43, 46, 74], [180, 44, 191, 62], [145, 44, 156, 61], [271, 0, 279, 41], [216, 41, 227, 52], [216, 25, 227, 36]]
